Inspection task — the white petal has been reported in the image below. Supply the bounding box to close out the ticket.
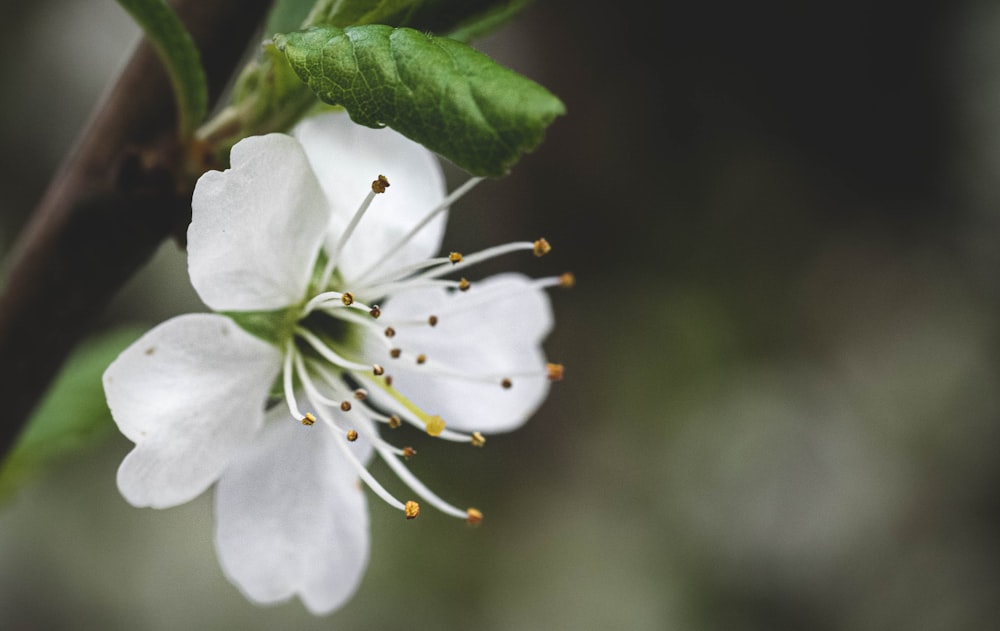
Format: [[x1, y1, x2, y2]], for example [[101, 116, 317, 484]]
[[364, 273, 553, 433], [215, 406, 371, 615], [103, 314, 282, 508], [292, 112, 448, 284], [189, 133, 329, 311]]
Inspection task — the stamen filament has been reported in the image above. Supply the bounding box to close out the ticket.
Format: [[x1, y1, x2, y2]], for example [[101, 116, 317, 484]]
[[303, 291, 374, 316], [353, 177, 484, 285], [293, 355, 345, 409], [355, 277, 471, 300], [357, 255, 454, 284], [435, 427, 482, 443], [297, 382, 412, 513], [321, 188, 379, 288], [282, 341, 309, 422], [533, 274, 574, 290], [295, 327, 372, 372], [306, 364, 413, 458], [328, 416, 408, 512], [376, 444, 468, 519], [412, 241, 538, 282]]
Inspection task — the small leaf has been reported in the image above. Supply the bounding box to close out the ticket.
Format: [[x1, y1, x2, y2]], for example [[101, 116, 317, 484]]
[[0, 327, 146, 500], [116, 0, 208, 139], [275, 25, 564, 176]]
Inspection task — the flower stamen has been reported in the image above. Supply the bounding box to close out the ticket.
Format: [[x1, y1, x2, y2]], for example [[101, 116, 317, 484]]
[[303, 291, 375, 316], [353, 176, 485, 285], [282, 341, 310, 422], [321, 175, 388, 287], [405, 241, 543, 285], [378, 444, 469, 520], [298, 370, 422, 518], [466, 508, 484, 526], [295, 327, 372, 372], [547, 363, 565, 381]]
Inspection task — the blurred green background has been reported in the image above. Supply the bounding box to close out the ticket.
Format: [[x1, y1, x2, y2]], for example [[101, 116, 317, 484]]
[[4, 0, 1000, 629]]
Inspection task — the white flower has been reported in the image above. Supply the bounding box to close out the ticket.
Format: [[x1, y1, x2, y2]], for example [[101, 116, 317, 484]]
[[103, 112, 567, 615]]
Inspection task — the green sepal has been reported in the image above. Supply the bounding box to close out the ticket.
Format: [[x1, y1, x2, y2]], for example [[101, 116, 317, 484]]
[[206, 41, 326, 162], [223, 306, 301, 348], [274, 24, 564, 176], [0, 327, 146, 501]]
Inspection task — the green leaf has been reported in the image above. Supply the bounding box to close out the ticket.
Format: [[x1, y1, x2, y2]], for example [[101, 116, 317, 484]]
[[306, 0, 534, 39], [201, 0, 532, 155], [116, 0, 208, 139], [0, 327, 146, 500], [275, 25, 565, 176]]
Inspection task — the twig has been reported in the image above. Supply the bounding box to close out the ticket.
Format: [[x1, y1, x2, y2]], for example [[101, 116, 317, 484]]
[[0, 0, 273, 458]]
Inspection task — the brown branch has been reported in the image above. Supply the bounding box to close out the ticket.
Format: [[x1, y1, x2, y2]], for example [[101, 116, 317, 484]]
[[0, 0, 273, 458]]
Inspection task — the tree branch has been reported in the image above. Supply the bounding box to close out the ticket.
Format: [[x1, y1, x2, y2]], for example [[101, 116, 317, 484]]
[[0, 0, 273, 458]]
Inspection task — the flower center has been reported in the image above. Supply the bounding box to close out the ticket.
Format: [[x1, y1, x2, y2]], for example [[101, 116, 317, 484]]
[[275, 174, 570, 525]]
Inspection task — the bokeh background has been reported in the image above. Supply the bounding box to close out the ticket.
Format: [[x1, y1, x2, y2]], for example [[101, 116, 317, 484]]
[[4, 0, 1000, 628]]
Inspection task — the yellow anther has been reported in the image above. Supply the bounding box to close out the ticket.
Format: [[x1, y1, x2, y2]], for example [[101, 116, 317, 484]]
[[449, 251, 464, 264], [373, 364, 385, 376], [388, 414, 402, 429], [369, 304, 381, 319], [426, 415, 446, 436], [390, 348, 402, 358], [458, 278, 471, 292], [533, 238, 552, 257], [340, 401, 352, 412], [372, 174, 390, 193], [501, 378, 512, 389], [416, 354, 427, 365], [384, 375, 394, 387], [466, 508, 484, 526], [547, 363, 565, 382], [405, 500, 420, 519], [559, 272, 575, 288], [354, 388, 368, 400], [346, 429, 358, 442], [385, 326, 396, 338], [301, 413, 316, 426], [428, 315, 439, 327], [341, 292, 355, 306], [402, 446, 417, 459], [471, 432, 486, 447]]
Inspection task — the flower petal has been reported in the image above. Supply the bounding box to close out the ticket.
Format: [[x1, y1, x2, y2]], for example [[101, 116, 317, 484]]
[[293, 112, 447, 284], [364, 273, 553, 433], [189, 133, 329, 311], [214, 406, 371, 615], [103, 314, 282, 508]]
